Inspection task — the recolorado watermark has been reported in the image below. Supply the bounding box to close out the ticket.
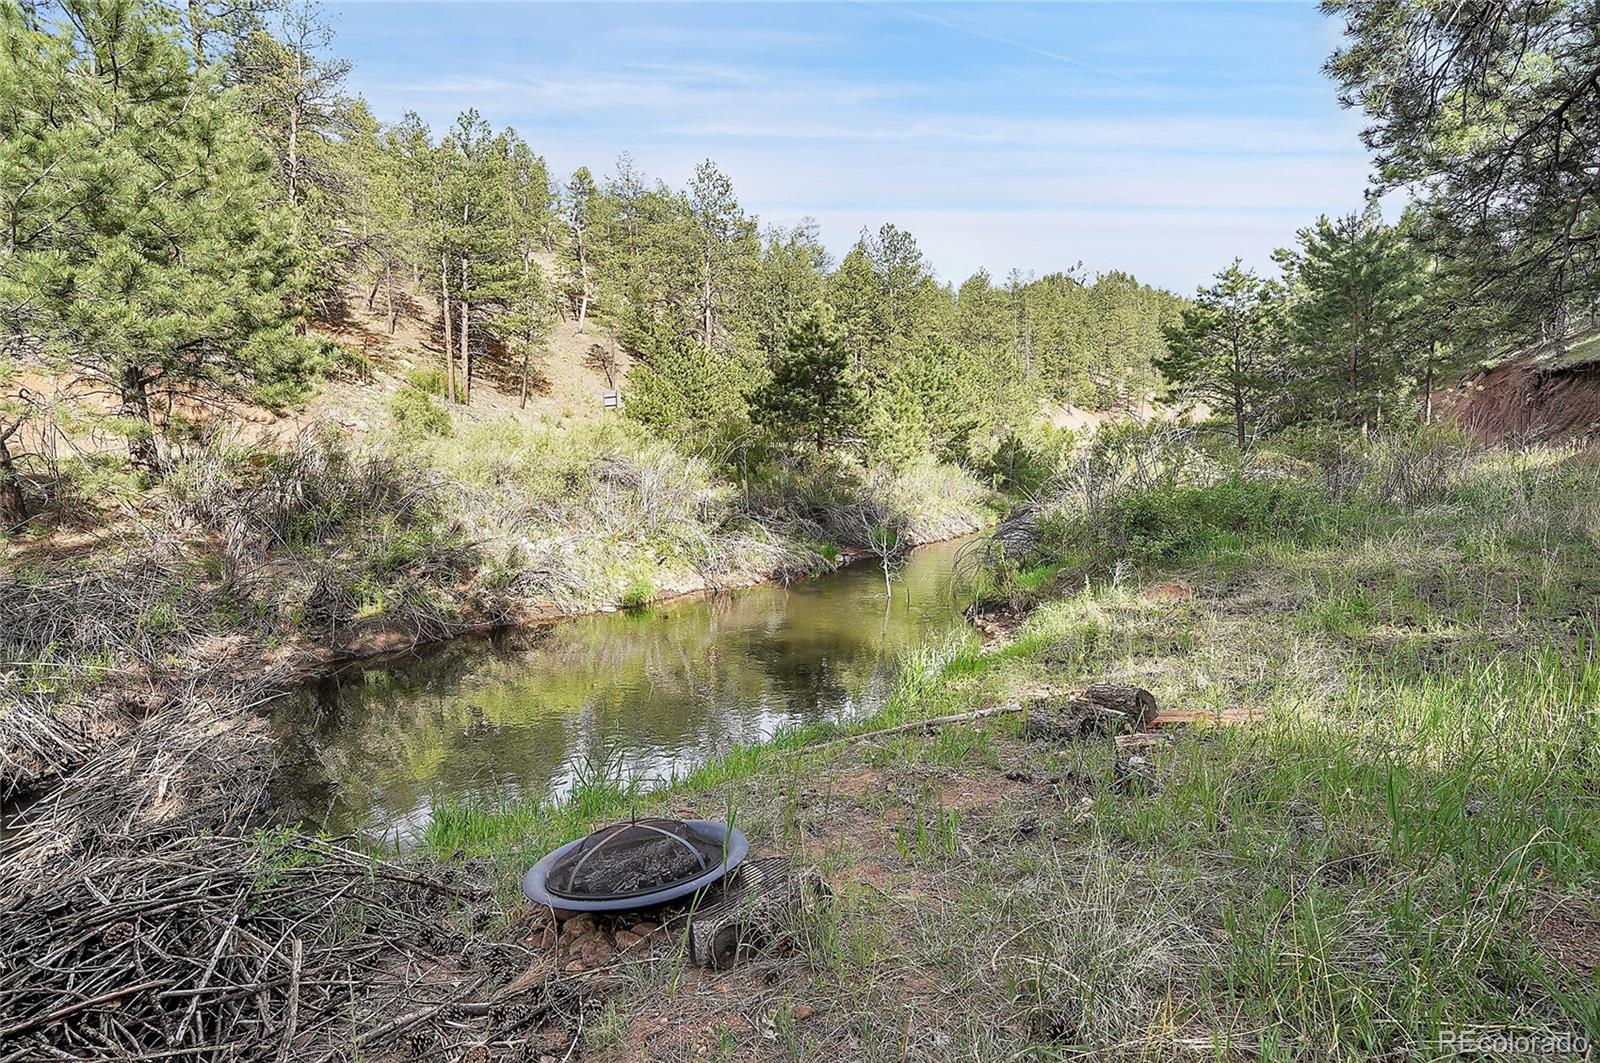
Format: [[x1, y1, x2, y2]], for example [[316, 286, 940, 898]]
[[1438, 1028, 1591, 1057]]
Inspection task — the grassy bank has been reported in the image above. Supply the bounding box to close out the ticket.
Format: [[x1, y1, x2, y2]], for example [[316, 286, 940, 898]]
[[6, 427, 1597, 1060], [0, 415, 996, 800], [414, 430, 1600, 1059]]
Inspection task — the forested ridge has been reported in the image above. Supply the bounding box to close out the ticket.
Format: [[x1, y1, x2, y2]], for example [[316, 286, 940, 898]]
[[0, 0, 1194, 534], [4, 0, 1599, 535]]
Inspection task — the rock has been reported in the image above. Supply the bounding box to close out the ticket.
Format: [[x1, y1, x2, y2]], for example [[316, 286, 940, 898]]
[[793, 1004, 817, 1021], [559, 913, 597, 936], [562, 959, 585, 973], [614, 930, 643, 950], [630, 921, 659, 938], [579, 936, 616, 967]]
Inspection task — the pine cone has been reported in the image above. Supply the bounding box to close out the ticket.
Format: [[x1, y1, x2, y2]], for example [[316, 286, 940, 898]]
[[101, 921, 136, 947]]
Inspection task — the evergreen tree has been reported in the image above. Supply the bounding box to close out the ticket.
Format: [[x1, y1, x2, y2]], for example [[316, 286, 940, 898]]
[[686, 159, 759, 355], [753, 218, 827, 360], [501, 136, 555, 408], [754, 302, 863, 452], [561, 166, 598, 332], [1275, 206, 1423, 431], [177, 0, 274, 69], [341, 98, 412, 333], [1159, 262, 1279, 448], [2, 0, 317, 476], [440, 109, 515, 402], [1326, 0, 1600, 342], [0, 354, 27, 529], [624, 334, 748, 442], [231, 0, 350, 289]]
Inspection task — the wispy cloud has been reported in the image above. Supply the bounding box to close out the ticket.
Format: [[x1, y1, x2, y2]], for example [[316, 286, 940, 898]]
[[330, 0, 1372, 291], [889, 5, 1150, 85]]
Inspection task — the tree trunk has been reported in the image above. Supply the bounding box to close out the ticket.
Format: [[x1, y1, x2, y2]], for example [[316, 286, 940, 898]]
[[702, 242, 714, 344], [441, 252, 457, 403], [519, 255, 533, 409], [459, 255, 471, 404], [287, 100, 300, 209], [366, 279, 379, 313], [1424, 343, 1437, 424], [577, 249, 590, 333], [1233, 336, 1246, 450], [187, 0, 206, 65], [0, 426, 25, 532], [385, 259, 397, 335], [1349, 335, 1363, 433], [120, 365, 161, 478], [1082, 684, 1158, 730]]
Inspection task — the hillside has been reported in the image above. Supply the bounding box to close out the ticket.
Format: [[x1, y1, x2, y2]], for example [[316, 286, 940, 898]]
[[1436, 328, 1600, 445], [286, 269, 634, 440]]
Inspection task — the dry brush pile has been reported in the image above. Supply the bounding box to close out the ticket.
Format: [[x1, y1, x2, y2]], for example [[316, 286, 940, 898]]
[[0, 833, 587, 1062]]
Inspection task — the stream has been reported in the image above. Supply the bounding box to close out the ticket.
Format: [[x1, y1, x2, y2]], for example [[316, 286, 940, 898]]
[[271, 535, 977, 840]]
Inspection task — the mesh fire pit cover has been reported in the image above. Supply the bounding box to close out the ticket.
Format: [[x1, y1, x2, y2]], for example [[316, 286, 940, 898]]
[[522, 818, 749, 912]]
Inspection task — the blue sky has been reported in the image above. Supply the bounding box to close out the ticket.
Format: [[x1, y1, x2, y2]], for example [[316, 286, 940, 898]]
[[327, 1, 1372, 293]]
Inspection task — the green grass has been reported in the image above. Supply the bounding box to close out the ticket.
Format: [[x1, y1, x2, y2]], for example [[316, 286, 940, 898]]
[[410, 434, 1600, 1058]]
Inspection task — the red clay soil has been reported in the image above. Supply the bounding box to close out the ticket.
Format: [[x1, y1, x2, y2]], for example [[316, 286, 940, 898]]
[[1438, 357, 1600, 444]]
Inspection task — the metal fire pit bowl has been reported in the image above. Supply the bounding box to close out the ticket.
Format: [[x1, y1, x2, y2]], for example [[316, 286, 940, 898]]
[[521, 818, 749, 912]]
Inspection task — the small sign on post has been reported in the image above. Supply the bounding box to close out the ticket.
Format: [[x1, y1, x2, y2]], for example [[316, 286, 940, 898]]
[[602, 388, 621, 410]]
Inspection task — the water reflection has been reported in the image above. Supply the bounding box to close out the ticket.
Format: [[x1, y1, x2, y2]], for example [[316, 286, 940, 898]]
[[272, 536, 973, 838]]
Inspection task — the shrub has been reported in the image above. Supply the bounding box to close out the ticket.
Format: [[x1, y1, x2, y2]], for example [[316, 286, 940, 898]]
[[1093, 475, 1323, 563], [981, 426, 1075, 497], [405, 368, 446, 396], [388, 388, 452, 439], [619, 571, 656, 610]]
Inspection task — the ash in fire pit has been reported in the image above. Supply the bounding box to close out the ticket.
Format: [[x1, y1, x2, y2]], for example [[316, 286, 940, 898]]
[[523, 818, 748, 912]]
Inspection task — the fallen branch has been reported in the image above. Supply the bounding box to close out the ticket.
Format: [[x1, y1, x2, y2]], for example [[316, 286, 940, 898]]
[[794, 703, 1027, 753]]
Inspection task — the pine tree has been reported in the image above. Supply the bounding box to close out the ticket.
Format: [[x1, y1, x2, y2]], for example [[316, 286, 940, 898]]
[[624, 334, 748, 442], [179, 0, 273, 69], [754, 302, 863, 452], [342, 99, 413, 334], [686, 159, 758, 355], [501, 136, 555, 408], [1326, 0, 1600, 341], [1159, 262, 1279, 448], [440, 109, 515, 402], [561, 167, 598, 332], [753, 218, 827, 360], [3, 0, 316, 477], [231, 0, 349, 290], [1275, 206, 1423, 431], [0, 355, 27, 529]]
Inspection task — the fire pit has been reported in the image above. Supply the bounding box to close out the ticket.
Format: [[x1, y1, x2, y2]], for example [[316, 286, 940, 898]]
[[521, 818, 748, 912]]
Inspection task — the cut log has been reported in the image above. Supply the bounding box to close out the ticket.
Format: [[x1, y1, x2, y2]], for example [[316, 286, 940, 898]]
[[674, 857, 829, 970], [1082, 684, 1158, 729], [1022, 698, 1132, 742]]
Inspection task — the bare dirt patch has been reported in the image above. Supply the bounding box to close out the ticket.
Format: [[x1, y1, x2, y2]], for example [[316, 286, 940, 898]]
[[1530, 893, 1600, 974]]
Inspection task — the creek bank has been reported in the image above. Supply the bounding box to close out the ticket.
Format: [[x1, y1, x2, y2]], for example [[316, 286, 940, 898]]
[[0, 517, 984, 859]]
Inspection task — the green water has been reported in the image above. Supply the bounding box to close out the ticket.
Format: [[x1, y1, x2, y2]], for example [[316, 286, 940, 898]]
[[272, 536, 976, 839]]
